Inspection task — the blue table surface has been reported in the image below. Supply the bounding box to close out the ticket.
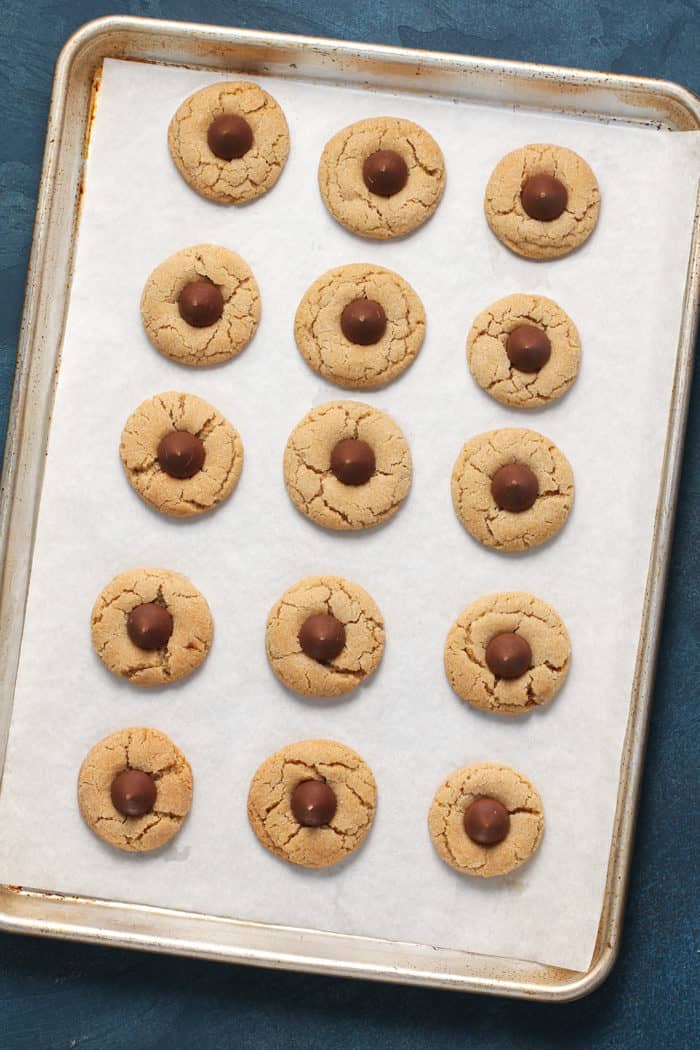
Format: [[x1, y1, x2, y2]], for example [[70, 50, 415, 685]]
[[1, 2, 698, 1047]]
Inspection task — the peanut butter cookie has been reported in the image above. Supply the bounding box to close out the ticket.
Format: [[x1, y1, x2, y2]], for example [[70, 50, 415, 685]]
[[247, 739, 377, 868], [266, 575, 385, 698], [120, 391, 243, 518], [451, 428, 574, 551], [318, 117, 445, 239], [484, 143, 600, 259], [283, 400, 412, 531], [168, 81, 289, 204], [467, 294, 580, 408], [78, 727, 193, 853], [140, 244, 260, 366], [294, 263, 426, 389], [444, 592, 570, 715], [91, 568, 213, 687], [428, 762, 544, 878]]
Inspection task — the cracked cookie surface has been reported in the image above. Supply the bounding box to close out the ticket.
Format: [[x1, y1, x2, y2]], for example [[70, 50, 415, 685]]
[[91, 568, 213, 687], [294, 263, 425, 389], [120, 391, 243, 518], [467, 294, 580, 408], [168, 81, 289, 204], [78, 727, 193, 853], [141, 244, 260, 366], [444, 591, 570, 715], [266, 575, 385, 698], [428, 762, 544, 877], [318, 117, 445, 239], [451, 428, 574, 552], [484, 143, 600, 259], [247, 739, 377, 868], [284, 400, 412, 530]]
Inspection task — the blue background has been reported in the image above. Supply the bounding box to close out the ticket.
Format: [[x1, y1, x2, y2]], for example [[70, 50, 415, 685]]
[[1, 3, 698, 1047]]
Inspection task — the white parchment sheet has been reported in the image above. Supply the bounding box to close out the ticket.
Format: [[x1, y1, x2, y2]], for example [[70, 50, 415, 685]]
[[1, 58, 698, 974]]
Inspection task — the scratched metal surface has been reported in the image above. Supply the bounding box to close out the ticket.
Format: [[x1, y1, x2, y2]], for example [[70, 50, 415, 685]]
[[0, 2, 698, 1048]]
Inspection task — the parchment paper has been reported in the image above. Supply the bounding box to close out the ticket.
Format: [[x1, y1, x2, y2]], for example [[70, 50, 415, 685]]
[[0, 58, 698, 974]]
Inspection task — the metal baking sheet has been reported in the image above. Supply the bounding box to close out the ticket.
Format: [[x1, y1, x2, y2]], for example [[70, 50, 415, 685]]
[[1, 16, 700, 999]]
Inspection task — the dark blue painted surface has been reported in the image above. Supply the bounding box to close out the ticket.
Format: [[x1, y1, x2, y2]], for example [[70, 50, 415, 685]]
[[1, 3, 698, 1047]]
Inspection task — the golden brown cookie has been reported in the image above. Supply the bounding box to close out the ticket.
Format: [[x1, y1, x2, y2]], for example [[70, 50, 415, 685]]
[[140, 244, 260, 367], [247, 739, 377, 868], [294, 263, 425, 389], [484, 143, 600, 259], [283, 400, 412, 531], [467, 294, 580, 408], [444, 592, 570, 715], [91, 568, 213, 687], [168, 81, 290, 204], [428, 762, 544, 878], [266, 575, 385, 698], [78, 727, 193, 853], [451, 428, 574, 552], [120, 391, 243, 518], [318, 117, 445, 239]]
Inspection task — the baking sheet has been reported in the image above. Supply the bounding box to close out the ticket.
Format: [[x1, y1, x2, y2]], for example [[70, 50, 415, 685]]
[[0, 58, 698, 974]]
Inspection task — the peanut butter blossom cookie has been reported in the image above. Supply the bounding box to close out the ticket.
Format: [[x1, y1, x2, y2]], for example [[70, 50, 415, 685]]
[[283, 400, 412, 530], [78, 727, 193, 852], [266, 575, 385, 698], [91, 568, 213, 686], [428, 762, 544, 878], [444, 591, 570, 715], [168, 81, 290, 204], [120, 391, 243, 518], [451, 428, 574, 551], [318, 117, 445, 239], [141, 244, 260, 366], [467, 294, 581, 408], [484, 143, 600, 259], [247, 739, 377, 868], [294, 263, 426, 388]]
